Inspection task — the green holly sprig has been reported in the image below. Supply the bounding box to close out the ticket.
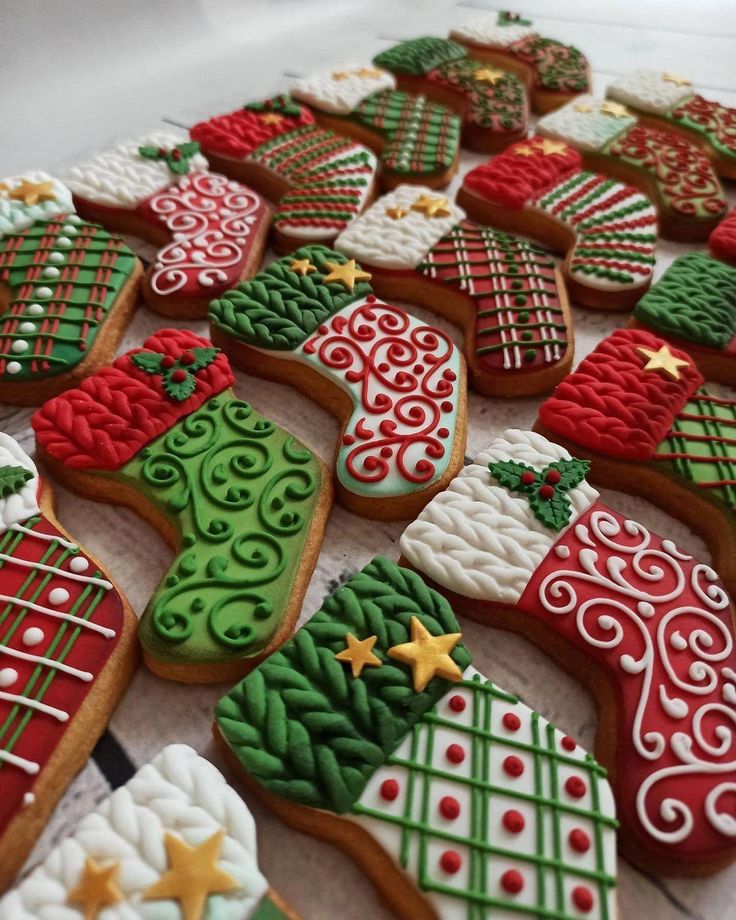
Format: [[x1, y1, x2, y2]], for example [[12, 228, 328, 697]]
[[138, 141, 201, 175], [499, 11, 533, 26], [0, 465, 33, 499], [489, 457, 590, 531], [244, 94, 303, 119], [131, 346, 218, 401]]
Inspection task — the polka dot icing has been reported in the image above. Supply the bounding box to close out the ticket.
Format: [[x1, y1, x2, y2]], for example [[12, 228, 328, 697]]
[[18, 322, 36, 334], [565, 776, 587, 799], [22, 627, 44, 647], [501, 869, 524, 894], [42, 266, 60, 279], [380, 779, 399, 801], [26, 303, 45, 316], [48, 587, 70, 606], [34, 286, 54, 299], [69, 556, 90, 573], [446, 744, 465, 764], [48, 251, 65, 263], [439, 850, 461, 874], [0, 667, 18, 688], [11, 340, 28, 354], [6, 362, 22, 375]]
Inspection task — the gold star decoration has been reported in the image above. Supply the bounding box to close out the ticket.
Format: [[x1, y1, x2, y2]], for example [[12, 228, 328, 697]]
[[514, 139, 568, 157], [289, 257, 317, 276], [142, 831, 240, 920], [600, 100, 630, 119], [321, 259, 372, 291], [574, 101, 594, 113], [513, 144, 537, 157], [385, 206, 408, 220], [335, 633, 382, 677], [67, 857, 123, 920], [636, 344, 690, 381], [356, 67, 384, 79], [260, 112, 284, 126], [663, 72, 691, 86], [387, 616, 463, 693], [7, 179, 57, 206], [473, 67, 505, 83], [331, 70, 350, 81], [410, 193, 451, 218]]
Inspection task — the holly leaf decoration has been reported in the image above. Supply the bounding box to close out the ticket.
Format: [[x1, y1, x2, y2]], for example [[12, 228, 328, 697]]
[[499, 11, 533, 26], [131, 346, 219, 402], [490, 460, 537, 492], [489, 456, 590, 532], [553, 458, 590, 493], [188, 346, 219, 373], [131, 352, 165, 375], [138, 141, 201, 175], [0, 465, 33, 498], [163, 370, 198, 402], [137, 145, 160, 160], [244, 94, 302, 119]]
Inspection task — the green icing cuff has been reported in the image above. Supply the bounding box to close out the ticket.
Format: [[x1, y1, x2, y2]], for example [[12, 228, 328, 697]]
[[374, 37, 468, 77], [209, 245, 372, 350], [216, 556, 472, 813], [634, 252, 736, 351]]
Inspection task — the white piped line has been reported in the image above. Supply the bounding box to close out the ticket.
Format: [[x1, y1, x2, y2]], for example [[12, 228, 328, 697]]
[[0, 749, 39, 775], [0, 553, 112, 589], [0, 644, 93, 681], [0, 594, 115, 638], [0, 690, 68, 722]]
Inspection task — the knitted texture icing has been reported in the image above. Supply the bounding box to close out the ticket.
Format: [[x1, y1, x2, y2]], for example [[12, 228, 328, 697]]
[[450, 14, 538, 49], [0, 173, 73, 236], [291, 65, 396, 114], [710, 208, 736, 263], [0, 433, 39, 532], [607, 70, 694, 116], [538, 96, 636, 152], [373, 37, 468, 76]]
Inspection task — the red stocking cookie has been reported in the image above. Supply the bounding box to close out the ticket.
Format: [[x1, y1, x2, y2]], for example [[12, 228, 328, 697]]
[[0, 173, 141, 405], [536, 328, 736, 597], [190, 94, 378, 252], [335, 184, 573, 395], [537, 97, 726, 240], [290, 65, 461, 187], [457, 137, 657, 310], [371, 38, 528, 152], [400, 428, 736, 875], [64, 133, 269, 319], [0, 432, 137, 890], [449, 11, 591, 113], [216, 555, 618, 919], [607, 71, 736, 179], [32, 329, 331, 683], [710, 207, 736, 264]]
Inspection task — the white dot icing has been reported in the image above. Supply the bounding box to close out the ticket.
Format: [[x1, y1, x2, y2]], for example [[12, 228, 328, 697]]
[[11, 340, 28, 354], [0, 667, 18, 688], [34, 286, 53, 299], [291, 65, 396, 115], [26, 304, 45, 316], [22, 627, 44, 647], [42, 266, 60, 279], [69, 556, 90, 573], [48, 588, 70, 606], [56, 236, 72, 248], [18, 322, 36, 334], [47, 251, 65, 263], [5, 362, 21, 375], [62, 225, 77, 234]]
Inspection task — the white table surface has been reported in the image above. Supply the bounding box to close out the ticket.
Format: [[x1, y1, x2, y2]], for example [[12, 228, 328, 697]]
[[2, 1, 736, 917]]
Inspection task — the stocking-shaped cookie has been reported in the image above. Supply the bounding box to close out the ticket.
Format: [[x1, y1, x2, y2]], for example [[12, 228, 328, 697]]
[[209, 246, 465, 520], [401, 428, 736, 875], [537, 97, 726, 240], [64, 133, 269, 319], [32, 329, 331, 683], [190, 94, 377, 252], [216, 556, 618, 920], [537, 327, 736, 598], [0, 173, 141, 405], [629, 252, 736, 385], [371, 38, 527, 152], [0, 432, 137, 890], [711, 207, 736, 264], [449, 11, 591, 113], [0, 744, 298, 919], [290, 64, 461, 187], [457, 137, 657, 310], [607, 71, 736, 179], [335, 184, 573, 395]]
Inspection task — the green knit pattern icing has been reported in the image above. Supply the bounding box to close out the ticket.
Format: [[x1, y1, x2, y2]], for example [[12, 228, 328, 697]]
[[633, 252, 736, 350], [374, 37, 468, 76], [216, 556, 472, 813], [209, 245, 371, 350], [114, 393, 323, 667]]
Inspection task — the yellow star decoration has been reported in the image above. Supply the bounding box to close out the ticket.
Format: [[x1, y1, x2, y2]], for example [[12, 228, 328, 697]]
[[574, 101, 594, 113], [636, 344, 690, 381], [385, 206, 408, 220], [387, 616, 463, 693], [67, 857, 123, 920], [663, 72, 691, 86], [331, 70, 350, 81], [142, 831, 240, 920], [321, 259, 372, 291], [514, 138, 568, 158], [7, 179, 56, 206], [335, 633, 382, 677], [260, 112, 284, 126], [289, 257, 317, 276], [356, 67, 384, 79], [600, 100, 630, 119], [513, 144, 537, 157], [473, 67, 505, 83], [410, 193, 451, 218]]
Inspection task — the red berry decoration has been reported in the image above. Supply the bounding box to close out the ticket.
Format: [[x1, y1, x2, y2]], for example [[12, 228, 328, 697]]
[[446, 744, 465, 764], [546, 469, 561, 484], [439, 850, 461, 874], [539, 484, 555, 499], [561, 735, 576, 752], [503, 755, 524, 777], [502, 712, 521, 732], [501, 869, 524, 894], [161, 355, 175, 369], [565, 776, 587, 799], [439, 796, 461, 820], [172, 149, 182, 160], [157, 147, 166, 157], [380, 778, 399, 802], [572, 886, 594, 912], [180, 350, 196, 365], [569, 828, 590, 853], [502, 809, 525, 834], [520, 470, 535, 485], [448, 695, 466, 712], [171, 369, 188, 384]]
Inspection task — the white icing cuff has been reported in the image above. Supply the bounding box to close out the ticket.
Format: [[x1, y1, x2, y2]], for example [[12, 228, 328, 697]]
[[607, 70, 694, 116], [0, 434, 39, 533], [0, 173, 73, 238], [537, 95, 637, 152], [450, 14, 538, 48], [291, 65, 396, 115]]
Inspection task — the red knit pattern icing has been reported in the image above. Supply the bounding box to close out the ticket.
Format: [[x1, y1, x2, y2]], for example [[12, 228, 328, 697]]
[[190, 104, 315, 159], [462, 136, 581, 210], [710, 207, 736, 265], [538, 328, 703, 460], [32, 329, 234, 471]]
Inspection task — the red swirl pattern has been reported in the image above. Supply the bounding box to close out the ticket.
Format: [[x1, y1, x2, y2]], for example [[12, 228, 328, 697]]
[[710, 208, 736, 265], [190, 104, 315, 159], [673, 95, 736, 156], [32, 329, 234, 471]]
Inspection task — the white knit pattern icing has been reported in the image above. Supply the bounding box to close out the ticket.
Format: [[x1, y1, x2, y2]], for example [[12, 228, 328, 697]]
[[538, 96, 637, 152], [64, 133, 210, 208], [0, 745, 268, 919], [449, 14, 538, 48], [335, 184, 465, 269], [400, 429, 599, 604], [607, 71, 694, 116], [0, 434, 39, 534], [291, 65, 396, 115], [0, 173, 73, 238]]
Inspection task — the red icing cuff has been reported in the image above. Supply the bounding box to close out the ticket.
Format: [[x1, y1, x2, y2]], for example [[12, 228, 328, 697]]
[[709, 208, 736, 264], [538, 328, 703, 460], [32, 329, 234, 471], [462, 136, 581, 210], [190, 104, 315, 159]]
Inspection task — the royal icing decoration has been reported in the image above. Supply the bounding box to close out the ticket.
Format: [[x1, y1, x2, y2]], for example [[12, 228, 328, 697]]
[[64, 134, 267, 308], [711, 207, 736, 264], [216, 556, 618, 920], [461, 137, 657, 294], [401, 428, 736, 866], [0, 173, 138, 384], [32, 329, 326, 677], [0, 745, 285, 920], [291, 64, 397, 114], [537, 95, 636, 151], [607, 71, 695, 116], [210, 245, 461, 506]]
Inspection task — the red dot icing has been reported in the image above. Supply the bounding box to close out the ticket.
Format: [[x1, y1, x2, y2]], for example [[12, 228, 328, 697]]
[[502, 809, 525, 834], [565, 776, 586, 799], [572, 886, 594, 912], [502, 712, 521, 732], [569, 828, 590, 853], [380, 779, 399, 802], [561, 735, 576, 752], [446, 744, 465, 764], [439, 796, 461, 820], [503, 755, 524, 777], [440, 850, 462, 874], [448, 694, 466, 712], [501, 869, 524, 894]]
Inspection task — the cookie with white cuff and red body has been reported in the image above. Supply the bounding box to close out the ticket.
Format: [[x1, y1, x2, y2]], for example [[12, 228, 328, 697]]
[[400, 427, 736, 876], [0, 432, 137, 892], [64, 133, 269, 319], [335, 184, 573, 396], [457, 136, 657, 310], [215, 555, 618, 920]]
